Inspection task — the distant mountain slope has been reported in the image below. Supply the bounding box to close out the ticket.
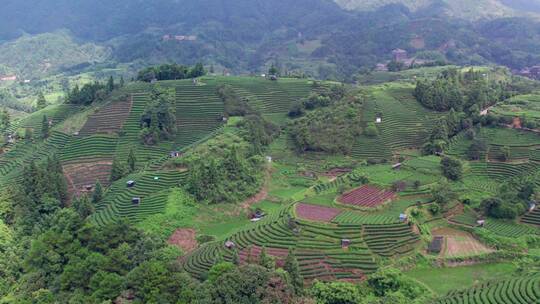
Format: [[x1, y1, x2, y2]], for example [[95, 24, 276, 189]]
[[0, 31, 110, 78], [334, 0, 540, 19]]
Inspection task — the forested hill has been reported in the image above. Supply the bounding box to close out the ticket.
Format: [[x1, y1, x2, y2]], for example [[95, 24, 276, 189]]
[[0, 0, 346, 41], [2, 0, 540, 81]]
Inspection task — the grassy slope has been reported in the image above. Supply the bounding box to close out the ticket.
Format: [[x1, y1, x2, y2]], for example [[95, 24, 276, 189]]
[[404, 263, 518, 295]]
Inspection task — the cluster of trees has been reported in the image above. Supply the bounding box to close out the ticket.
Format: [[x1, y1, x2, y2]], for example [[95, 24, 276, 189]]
[[237, 115, 279, 155], [139, 86, 176, 145], [66, 76, 121, 105], [414, 68, 505, 113], [137, 63, 205, 82], [217, 84, 253, 117], [17, 156, 68, 232], [184, 133, 265, 204], [431, 180, 459, 213], [36, 92, 48, 110], [467, 135, 488, 160], [0, 108, 10, 134], [440, 157, 463, 181], [423, 107, 478, 155], [289, 89, 364, 154], [481, 180, 539, 219], [288, 84, 346, 118], [216, 84, 279, 153], [110, 148, 137, 182]]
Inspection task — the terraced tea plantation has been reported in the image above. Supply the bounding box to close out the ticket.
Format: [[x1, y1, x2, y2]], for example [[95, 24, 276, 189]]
[[434, 275, 540, 304], [79, 98, 132, 136], [2, 71, 540, 301], [171, 81, 225, 149], [492, 93, 540, 125], [183, 204, 419, 281], [351, 84, 442, 159], [522, 208, 540, 226], [91, 170, 188, 225], [207, 77, 314, 114]]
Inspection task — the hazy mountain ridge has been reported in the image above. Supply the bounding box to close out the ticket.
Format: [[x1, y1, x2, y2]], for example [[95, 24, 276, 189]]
[[1, 0, 540, 82], [334, 0, 540, 19]]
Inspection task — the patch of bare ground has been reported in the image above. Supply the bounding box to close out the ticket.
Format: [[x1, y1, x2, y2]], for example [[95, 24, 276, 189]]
[[433, 227, 494, 259], [168, 228, 198, 253], [240, 165, 272, 210]]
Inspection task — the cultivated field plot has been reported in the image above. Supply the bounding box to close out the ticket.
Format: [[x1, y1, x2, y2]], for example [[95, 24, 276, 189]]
[[7, 104, 83, 136], [432, 228, 493, 258], [0, 131, 71, 187], [484, 219, 540, 238], [63, 159, 112, 197], [350, 162, 438, 194], [182, 207, 418, 282], [351, 84, 443, 159], [492, 93, 540, 124], [522, 208, 540, 226], [449, 210, 479, 227], [172, 81, 225, 149], [338, 185, 396, 207], [91, 170, 188, 225], [332, 211, 400, 225], [207, 76, 314, 114], [449, 127, 540, 163], [79, 98, 133, 136], [295, 203, 342, 222], [434, 275, 540, 304]]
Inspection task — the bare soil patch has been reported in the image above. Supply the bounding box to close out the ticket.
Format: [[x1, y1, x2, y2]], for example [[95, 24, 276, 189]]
[[168, 228, 198, 253], [63, 159, 112, 198], [433, 227, 493, 258]]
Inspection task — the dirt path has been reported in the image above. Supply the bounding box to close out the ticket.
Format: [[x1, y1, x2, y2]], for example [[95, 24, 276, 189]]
[[240, 165, 271, 210]]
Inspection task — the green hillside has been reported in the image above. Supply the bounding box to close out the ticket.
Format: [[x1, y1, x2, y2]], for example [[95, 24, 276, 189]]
[[0, 30, 110, 79], [1, 68, 540, 303]]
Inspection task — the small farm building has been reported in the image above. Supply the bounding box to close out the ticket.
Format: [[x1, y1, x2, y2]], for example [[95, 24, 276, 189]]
[[132, 197, 141, 205], [225, 241, 236, 249], [127, 181, 136, 188], [169, 151, 182, 158], [428, 236, 444, 253], [399, 214, 408, 222]]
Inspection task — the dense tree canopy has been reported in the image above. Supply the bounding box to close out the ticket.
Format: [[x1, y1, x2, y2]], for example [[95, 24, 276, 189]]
[[66, 82, 108, 105], [185, 133, 264, 204], [139, 85, 177, 145], [137, 63, 205, 82], [289, 89, 363, 154]]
